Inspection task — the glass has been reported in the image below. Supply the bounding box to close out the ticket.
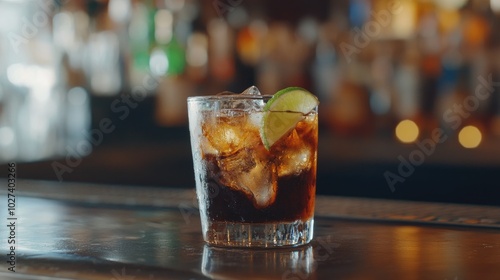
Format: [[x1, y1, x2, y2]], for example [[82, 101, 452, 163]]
[[201, 245, 316, 279], [187, 93, 318, 247]]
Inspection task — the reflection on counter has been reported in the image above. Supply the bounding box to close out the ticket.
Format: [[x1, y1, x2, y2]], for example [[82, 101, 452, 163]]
[[202, 245, 316, 279]]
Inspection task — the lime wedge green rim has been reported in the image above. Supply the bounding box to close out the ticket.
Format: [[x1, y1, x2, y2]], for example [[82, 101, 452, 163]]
[[260, 87, 319, 149]]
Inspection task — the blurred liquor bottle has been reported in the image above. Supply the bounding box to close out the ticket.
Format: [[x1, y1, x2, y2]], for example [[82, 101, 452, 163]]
[[53, 1, 92, 155], [83, 0, 129, 96], [153, 2, 194, 127], [208, 18, 236, 85], [128, 0, 156, 89], [393, 43, 420, 125], [325, 56, 373, 137], [369, 46, 396, 135], [434, 10, 491, 139]]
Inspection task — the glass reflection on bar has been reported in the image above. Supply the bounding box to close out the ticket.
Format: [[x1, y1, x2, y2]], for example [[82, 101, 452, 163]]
[[202, 245, 316, 279]]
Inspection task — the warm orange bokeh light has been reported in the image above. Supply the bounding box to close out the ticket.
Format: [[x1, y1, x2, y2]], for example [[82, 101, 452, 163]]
[[458, 125, 482, 149], [395, 119, 419, 143]]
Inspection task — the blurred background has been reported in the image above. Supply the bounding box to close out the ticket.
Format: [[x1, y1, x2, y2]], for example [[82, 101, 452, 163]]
[[0, 0, 499, 205]]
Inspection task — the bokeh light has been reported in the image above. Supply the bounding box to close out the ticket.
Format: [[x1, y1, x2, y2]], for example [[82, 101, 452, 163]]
[[458, 125, 482, 149], [434, 0, 468, 10], [395, 119, 419, 143], [491, 0, 500, 13]]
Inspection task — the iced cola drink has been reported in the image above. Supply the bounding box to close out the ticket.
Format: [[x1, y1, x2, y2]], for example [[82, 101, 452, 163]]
[[188, 86, 318, 247]]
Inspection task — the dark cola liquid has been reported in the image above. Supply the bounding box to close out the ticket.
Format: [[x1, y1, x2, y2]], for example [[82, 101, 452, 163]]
[[203, 155, 316, 223], [200, 115, 318, 223]]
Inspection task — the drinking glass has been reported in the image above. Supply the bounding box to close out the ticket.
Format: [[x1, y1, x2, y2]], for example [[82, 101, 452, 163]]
[[188, 92, 318, 247]]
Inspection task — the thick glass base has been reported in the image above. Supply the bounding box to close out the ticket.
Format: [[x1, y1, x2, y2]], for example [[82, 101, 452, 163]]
[[203, 218, 314, 248]]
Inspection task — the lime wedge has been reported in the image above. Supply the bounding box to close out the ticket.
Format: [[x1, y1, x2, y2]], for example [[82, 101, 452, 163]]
[[261, 87, 319, 150]]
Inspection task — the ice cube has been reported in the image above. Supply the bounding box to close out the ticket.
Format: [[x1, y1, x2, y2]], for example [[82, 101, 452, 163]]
[[212, 86, 264, 113], [241, 85, 261, 95], [275, 129, 314, 177], [277, 148, 313, 177], [244, 157, 277, 208], [240, 86, 266, 112], [235, 86, 265, 111], [203, 114, 259, 156], [216, 91, 237, 96], [248, 111, 264, 128], [218, 148, 256, 173], [218, 147, 277, 208]]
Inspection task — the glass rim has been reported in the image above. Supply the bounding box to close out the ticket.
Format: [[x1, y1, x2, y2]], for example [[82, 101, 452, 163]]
[[187, 94, 274, 103]]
